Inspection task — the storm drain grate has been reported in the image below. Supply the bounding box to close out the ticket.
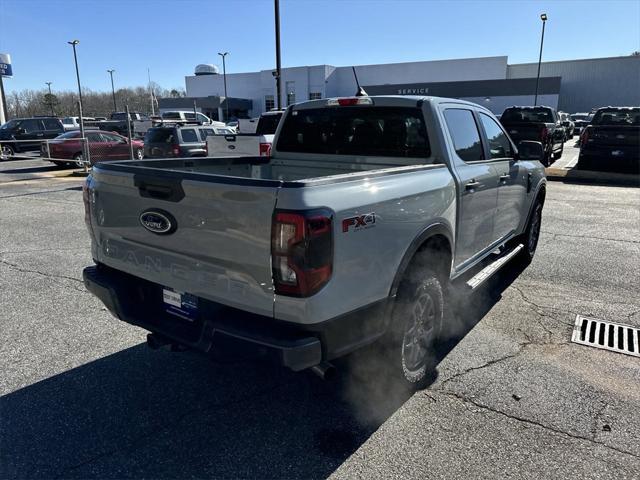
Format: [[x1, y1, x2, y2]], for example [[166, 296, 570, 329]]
[[571, 315, 640, 358]]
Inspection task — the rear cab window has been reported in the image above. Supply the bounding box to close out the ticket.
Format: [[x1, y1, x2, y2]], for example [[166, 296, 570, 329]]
[[276, 106, 431, 160], [501, 107, 554, 123], [591, 109, 640, 126]]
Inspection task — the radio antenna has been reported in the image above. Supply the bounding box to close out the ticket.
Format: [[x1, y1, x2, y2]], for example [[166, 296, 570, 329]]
[[352, 66, 368, 97]]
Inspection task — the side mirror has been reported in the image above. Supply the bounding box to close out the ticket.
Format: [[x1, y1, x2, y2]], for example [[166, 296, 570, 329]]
[[517, 140, 544, 162]]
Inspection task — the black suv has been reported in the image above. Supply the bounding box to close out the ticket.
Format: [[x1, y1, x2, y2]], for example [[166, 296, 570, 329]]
[[0, 117, 65, 158], [143, 125, 229, 158]]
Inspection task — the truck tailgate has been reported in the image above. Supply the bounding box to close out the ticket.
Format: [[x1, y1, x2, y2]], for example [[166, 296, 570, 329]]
[[89, 167, 279, 317], [206, 134, 262, 157]]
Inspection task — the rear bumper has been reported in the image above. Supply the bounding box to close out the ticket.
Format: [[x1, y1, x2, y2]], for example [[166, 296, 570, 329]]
[[83, 264, 387, 371], [578, 145, 640, 173]]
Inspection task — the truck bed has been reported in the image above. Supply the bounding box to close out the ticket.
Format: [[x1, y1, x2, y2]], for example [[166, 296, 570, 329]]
[[97, 155, 431, 184]]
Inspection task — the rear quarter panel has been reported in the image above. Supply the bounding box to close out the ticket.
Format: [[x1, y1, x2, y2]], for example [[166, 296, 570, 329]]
[[273, 166, 456, 324]]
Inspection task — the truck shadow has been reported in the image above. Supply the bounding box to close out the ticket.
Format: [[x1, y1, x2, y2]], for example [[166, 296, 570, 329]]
[[1, 263, 524, 479]]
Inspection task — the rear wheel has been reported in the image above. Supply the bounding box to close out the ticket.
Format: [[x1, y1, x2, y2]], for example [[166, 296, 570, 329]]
[[72, 152, 84, 168], [1, 144, 15, 160], [552, 142, 564, 160], [385, 265, 444, 390], [135, 148, 144, 160]]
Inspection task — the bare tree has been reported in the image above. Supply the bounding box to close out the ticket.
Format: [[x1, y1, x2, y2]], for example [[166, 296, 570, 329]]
[[5, 84, 172, 119]]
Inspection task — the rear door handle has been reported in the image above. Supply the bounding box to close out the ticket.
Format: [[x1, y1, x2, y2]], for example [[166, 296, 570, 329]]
[[499, 174, 509, 181], [465, 180, 480, 191]]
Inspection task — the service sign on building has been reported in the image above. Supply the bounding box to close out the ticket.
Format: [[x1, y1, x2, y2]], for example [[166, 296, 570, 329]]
[[0, 53, 13, 77]]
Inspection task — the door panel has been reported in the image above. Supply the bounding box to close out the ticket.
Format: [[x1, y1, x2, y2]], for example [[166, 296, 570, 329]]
[[442, 108, 499, 267], [455, 163, 499, 264], [477, 113, 527, 241]]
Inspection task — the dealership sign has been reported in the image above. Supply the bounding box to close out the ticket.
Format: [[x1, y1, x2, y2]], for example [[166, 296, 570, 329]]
[[0, 53, 12, 77]]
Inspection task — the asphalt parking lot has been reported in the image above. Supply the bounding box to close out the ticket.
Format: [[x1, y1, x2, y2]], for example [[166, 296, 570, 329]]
[[1, 152, 639, 479]]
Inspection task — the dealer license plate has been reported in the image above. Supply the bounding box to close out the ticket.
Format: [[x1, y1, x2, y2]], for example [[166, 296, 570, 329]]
[[163, 288, 198, 321]]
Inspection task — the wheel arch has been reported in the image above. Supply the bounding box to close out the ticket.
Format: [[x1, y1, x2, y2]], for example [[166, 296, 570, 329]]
[[389, 222, 454, 299]]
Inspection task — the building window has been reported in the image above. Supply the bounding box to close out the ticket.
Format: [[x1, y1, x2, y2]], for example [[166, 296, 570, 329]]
[[286, 81, 296, 106], [308, 92, 322, 100], [265, 95, 275, 111]]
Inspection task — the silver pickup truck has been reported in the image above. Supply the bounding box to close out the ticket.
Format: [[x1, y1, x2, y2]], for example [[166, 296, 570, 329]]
[[82, 96, 546, 388]]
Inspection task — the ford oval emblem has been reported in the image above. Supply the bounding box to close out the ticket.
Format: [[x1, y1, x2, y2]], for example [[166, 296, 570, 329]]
[[228, 145, 236, 150], [139, 210, 176, 235]]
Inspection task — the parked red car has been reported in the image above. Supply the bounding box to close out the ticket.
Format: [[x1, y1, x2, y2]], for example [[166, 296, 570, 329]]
[[43, 130, 144, 167]]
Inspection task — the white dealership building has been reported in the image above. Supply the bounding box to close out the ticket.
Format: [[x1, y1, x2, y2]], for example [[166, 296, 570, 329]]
[[158, 55, 640, 120]]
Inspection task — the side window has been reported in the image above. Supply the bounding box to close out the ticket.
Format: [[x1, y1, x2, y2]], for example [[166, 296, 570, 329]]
[[443, 109, 484, 162], [43, 119, 61, 130], [180, 129, 198, 143], [21, 119, 43, 133], [479, 113, 513, 159], [87, 132, 103, 142], [199, 128, 215, 141], [197, 113, 209, 123]]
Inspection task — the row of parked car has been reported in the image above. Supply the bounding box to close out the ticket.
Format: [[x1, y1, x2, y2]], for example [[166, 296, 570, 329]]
[[498, 105, 639, 172], [1, 103, 638, 173]]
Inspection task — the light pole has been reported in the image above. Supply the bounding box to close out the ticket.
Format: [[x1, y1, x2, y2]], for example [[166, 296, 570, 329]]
[[534, 13, 547, 106], [218, 52, 229, 122], [45, 82, 54, 116], [67, 40, 84, 140], [107, 69, 117, 112], [274, 0, 282, 110]]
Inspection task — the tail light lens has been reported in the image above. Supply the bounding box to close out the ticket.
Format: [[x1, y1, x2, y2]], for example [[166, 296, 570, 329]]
[[259, 142, 272, 157], [581, 128, 590, 145], [82, 177, 93, 231], [172, 144, 180, 157], [272, 210, 333, 297], [539, 126, 548, 143]]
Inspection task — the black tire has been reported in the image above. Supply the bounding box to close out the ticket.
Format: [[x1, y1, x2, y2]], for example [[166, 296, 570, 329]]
[[552, 142, 564, 160], [384, 264, 444, 390], [1, 144, 15, 160], [517, 200, 543, 266], [72, 152, 84, 168], [543, 149, 552, 167]]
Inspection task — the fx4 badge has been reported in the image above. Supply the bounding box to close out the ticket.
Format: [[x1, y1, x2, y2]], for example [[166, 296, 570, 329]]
[[342, 213, 376, 232]]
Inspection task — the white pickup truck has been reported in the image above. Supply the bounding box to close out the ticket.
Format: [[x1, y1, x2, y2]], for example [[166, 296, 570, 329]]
[[82, 95, 546, 389], [206, 110, 283, 157]]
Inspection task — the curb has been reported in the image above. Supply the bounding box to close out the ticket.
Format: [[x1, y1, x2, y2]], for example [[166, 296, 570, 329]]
[[545, 167, 639, 187]]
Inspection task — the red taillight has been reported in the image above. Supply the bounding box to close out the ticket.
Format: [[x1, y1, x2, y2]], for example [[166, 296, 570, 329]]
[[259, 142, 272, 157], [172, 144, 180, 156], [539, 126, 548, 142], [82, 178, 93, 230], [581, 128, 589, 145], [271, 210, 333, 297]]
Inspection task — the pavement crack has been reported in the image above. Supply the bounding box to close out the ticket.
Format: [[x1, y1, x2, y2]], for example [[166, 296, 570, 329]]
[[541, 230, 640, 245], [439, 347, 526, 387], [0, 258, 84, 288], [512, 285, 558, 342], [0, 187, 80, 200], [591, 401, 608, 441], [437, 390, 640, 460]]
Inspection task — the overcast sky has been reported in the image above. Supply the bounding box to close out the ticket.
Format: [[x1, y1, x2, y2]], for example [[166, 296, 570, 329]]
[[1, 0, 639, 95]]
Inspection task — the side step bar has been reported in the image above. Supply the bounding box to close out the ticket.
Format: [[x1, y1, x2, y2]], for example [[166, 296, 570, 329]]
[[466, 244, 524, 290]]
